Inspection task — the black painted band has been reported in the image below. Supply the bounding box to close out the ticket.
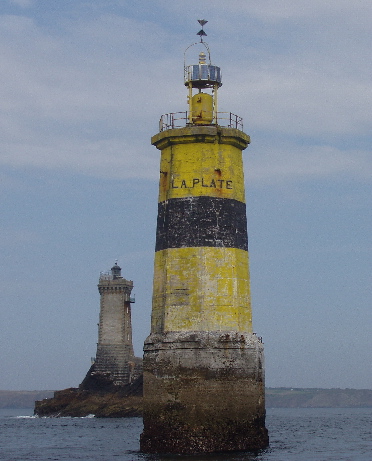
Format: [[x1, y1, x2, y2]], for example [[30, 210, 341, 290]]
[[155, 196, 248, 252]]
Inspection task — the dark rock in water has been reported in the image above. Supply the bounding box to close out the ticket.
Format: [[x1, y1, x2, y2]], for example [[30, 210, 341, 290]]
[[34, 373, 143, 418], [79, 364, 119, 393]]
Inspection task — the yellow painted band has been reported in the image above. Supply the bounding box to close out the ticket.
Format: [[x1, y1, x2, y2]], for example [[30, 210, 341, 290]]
[[154, 128, 248, 204], [151, 247, 253, 333], [158, 143, 246, 203]]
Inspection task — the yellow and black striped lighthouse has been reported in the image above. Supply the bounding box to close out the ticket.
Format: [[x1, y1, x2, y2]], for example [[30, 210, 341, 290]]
[[141, 22, 269, 454]]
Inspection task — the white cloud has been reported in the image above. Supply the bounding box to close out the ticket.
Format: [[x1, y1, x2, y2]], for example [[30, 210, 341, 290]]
[[223, 60, 372, 138], [0, 14, 179, 176], [8, 0, 34, 8], [0, 5, 370, 183], [246, 144, 372, 184], [1, 137, 159, 179], [162, 0, 372, 22]]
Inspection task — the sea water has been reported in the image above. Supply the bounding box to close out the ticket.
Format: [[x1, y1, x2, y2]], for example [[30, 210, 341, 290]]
[[0, 407, 371, 461]]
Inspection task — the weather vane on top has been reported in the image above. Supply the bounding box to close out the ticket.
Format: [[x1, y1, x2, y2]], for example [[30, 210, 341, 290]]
[[196, 19, 208, 42]]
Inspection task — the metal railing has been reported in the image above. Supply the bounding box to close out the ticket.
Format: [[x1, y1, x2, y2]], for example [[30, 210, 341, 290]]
[[99, 272, 113, 281], [159, 111, 244, 132]]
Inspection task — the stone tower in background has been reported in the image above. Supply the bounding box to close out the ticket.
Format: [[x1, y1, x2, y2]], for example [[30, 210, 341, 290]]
[[94, 262, 135, 384], [86, 262, 141, 386]]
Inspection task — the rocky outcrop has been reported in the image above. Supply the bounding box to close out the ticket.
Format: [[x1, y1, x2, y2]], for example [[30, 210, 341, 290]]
[[34, 373, 143, 417]]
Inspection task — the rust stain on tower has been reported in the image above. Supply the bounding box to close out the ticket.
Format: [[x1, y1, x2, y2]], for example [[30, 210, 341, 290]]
[[141, 21, 269, 454]]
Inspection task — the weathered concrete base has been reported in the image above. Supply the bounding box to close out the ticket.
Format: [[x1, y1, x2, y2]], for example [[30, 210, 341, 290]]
[[141, 331, 269, 454]]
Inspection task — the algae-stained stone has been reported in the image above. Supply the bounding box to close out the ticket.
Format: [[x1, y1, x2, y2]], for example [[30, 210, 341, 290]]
[[141, 332, 268, 454]]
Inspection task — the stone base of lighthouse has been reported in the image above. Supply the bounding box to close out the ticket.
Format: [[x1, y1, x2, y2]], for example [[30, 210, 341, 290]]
[[94, 344, 139, 385], [140, 331, 269, 454]]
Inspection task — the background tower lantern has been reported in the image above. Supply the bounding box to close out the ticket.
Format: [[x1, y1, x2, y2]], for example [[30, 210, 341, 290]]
[[111, 261, 122, 279]]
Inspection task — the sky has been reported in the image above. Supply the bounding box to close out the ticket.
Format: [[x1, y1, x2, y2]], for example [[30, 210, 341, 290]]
[[0, 0, 370, 391]]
